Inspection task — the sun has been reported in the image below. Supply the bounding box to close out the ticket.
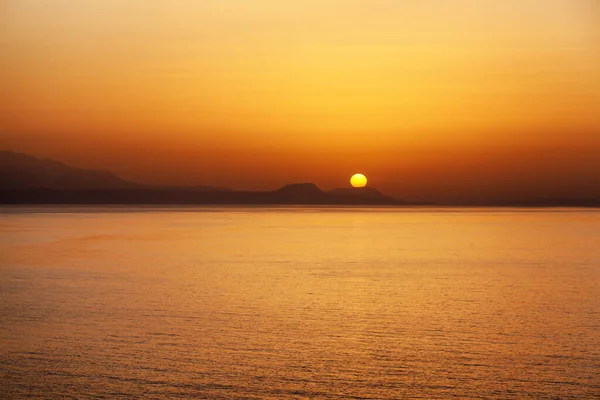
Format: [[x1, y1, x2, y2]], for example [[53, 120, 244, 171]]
[[350, 173, 368, 188]]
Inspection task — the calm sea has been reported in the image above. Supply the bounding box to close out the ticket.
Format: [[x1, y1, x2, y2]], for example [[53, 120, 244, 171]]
[[1, 207, 599, 399]]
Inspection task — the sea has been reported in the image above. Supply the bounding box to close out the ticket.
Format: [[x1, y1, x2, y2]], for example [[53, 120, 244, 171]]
[[1, 207, 599, 399]]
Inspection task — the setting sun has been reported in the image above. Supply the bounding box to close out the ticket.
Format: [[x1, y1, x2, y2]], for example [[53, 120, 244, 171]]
[[350, 173, 367, 188]]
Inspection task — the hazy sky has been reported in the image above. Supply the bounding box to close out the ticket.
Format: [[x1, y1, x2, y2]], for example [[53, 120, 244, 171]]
[[2, 0, 599, 201]]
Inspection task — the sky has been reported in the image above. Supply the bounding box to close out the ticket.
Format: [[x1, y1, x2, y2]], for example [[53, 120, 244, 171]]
[[2, 0, 599, 201]]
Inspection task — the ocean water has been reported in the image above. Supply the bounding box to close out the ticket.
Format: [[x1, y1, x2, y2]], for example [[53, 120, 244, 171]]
[[1, 207, 599, 399]]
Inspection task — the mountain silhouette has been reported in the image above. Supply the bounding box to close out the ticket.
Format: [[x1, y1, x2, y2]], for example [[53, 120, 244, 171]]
[[275, 183, 323, 195], [3, 151, 596, 207], [0, 151, 225, 191], [324, 186, 401, 205], [0, 152, 404, 205], [271, 183, 402, 205], [274, 183, 324, 201], [328, 186, 393, 200], [0, 151, 136, 190]]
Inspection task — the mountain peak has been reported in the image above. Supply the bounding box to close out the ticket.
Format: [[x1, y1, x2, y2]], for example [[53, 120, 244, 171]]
[[275, 183, 323, 195], [0, 151, 136, 190]]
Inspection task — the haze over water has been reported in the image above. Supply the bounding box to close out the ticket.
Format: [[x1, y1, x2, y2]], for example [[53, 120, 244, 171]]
[[1, 207, 599, 399]]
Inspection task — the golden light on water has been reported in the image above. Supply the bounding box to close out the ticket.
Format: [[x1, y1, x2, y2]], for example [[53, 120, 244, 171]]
[[350, 173, 367, 188]]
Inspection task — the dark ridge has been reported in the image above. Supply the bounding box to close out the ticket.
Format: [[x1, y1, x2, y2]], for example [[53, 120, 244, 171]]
[[147, 184, 231, 192], [2, 151, 597, 207], [328, 187, 386, 199], [327, 187, 400, 204], [0, 187, 404, 205], [275, 182, 323, 194], [274, 183, 324, 201], [0, 151, 137, 190], [0, 151, 225, 192]]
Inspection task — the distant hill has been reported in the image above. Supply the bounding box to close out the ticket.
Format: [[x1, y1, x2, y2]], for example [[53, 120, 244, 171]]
[[0, 151, 136, 190], [0, 151, 226, 191], [271, 182, 402, 204], [4, 151, 596, 207], [274, 183, 324, 201], [0, 164, 404, 204], [274, 183, 400, 203], [325, 186, 401, 205], [271, 183, 405, 204], [328, 186, 392, 199]]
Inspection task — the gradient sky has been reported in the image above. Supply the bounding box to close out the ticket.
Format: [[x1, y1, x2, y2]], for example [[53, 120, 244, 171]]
[[2, 0, 599, 201]]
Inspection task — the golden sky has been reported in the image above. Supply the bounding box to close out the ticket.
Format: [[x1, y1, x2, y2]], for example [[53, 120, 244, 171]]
[[2, 0, 599, 201]]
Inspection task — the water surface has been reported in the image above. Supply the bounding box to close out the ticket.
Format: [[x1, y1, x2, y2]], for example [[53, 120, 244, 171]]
[[1, 207, 599, 399]]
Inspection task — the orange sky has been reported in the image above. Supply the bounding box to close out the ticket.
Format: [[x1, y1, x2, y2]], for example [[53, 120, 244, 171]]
[[2, 0, 599, 201]]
